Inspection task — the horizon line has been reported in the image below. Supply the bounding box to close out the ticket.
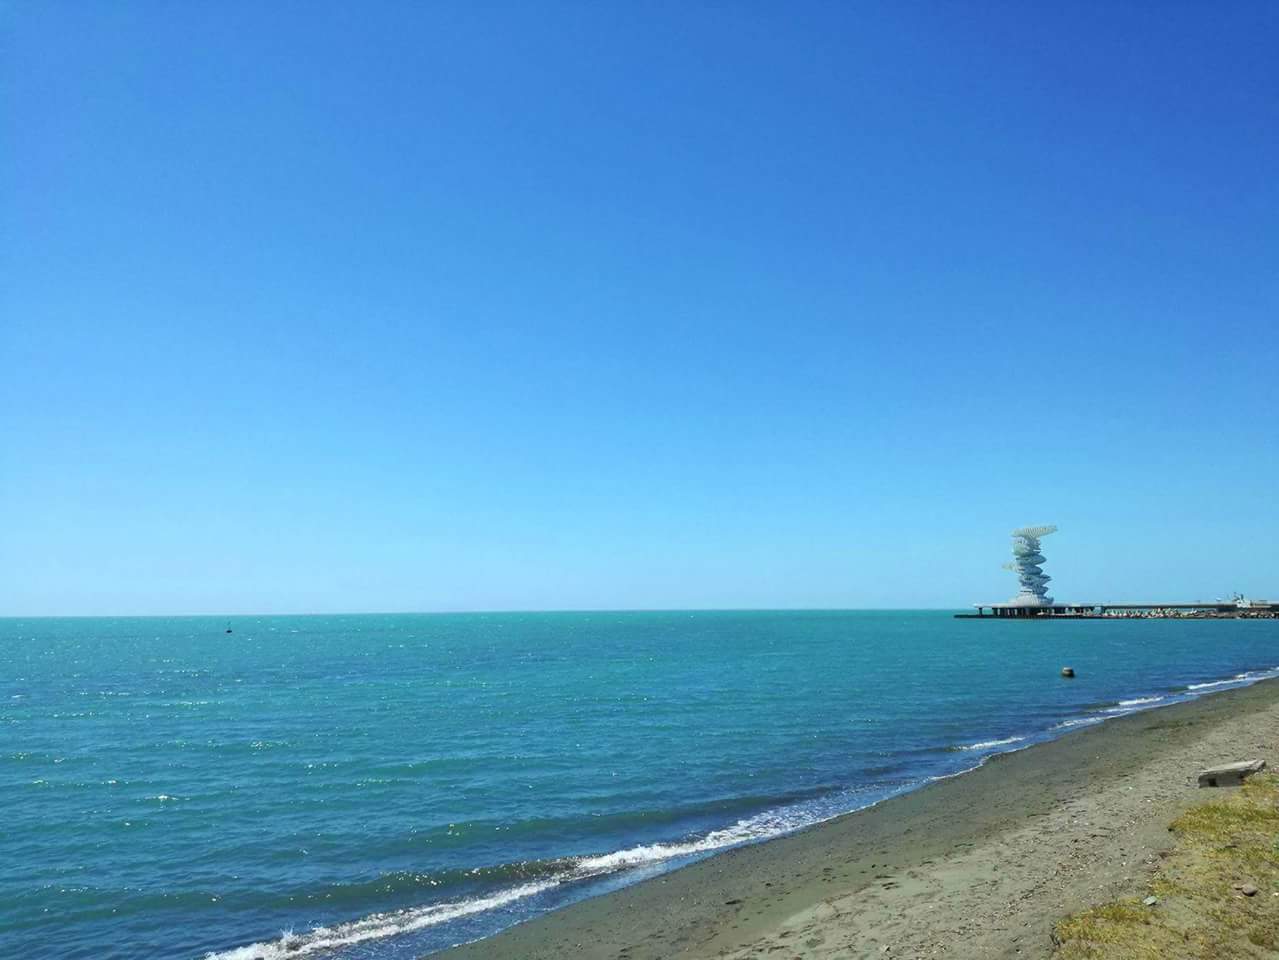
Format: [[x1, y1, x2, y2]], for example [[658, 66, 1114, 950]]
[[0, 606, 968, 620]]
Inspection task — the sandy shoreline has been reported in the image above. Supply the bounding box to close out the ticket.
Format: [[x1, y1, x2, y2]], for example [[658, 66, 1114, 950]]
[[441, 677, 1279, 960]]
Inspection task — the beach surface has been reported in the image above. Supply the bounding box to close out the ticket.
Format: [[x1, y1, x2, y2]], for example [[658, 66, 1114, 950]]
[[443, 678, 1279, 960]]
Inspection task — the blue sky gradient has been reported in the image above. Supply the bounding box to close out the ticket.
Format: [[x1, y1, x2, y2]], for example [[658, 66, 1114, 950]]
[[3, 2, 1277, 614]]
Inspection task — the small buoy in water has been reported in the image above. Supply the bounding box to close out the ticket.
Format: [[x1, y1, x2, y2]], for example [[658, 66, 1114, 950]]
[[1061, 667, 1075, 678]]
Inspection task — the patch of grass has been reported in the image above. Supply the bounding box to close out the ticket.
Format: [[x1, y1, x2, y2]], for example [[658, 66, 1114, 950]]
[[1053, 774, 1279, 959], [1056, 902, 1149, 943]]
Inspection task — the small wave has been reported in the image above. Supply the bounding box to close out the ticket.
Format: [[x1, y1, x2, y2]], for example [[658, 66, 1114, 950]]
[[951, 736, 1027, 752], [571, 807, 806, 877], [1189, 666, 1279, 692], [1053, 717, 1104, 730], [1055, 668, 1279, 731], [205, 802, 858, 960], [202, 881, 558, 960], [1186, 674, 1248, 690], [1097, 695, 1167, 714], [1117, 695, 1164, 707]]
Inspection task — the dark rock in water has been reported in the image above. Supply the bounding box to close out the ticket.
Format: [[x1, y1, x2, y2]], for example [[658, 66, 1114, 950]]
[[1060, 667, 1075, 678]]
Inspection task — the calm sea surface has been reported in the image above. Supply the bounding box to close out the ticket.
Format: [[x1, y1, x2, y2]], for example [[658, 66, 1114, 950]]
[[4, 611, 1278, 959]]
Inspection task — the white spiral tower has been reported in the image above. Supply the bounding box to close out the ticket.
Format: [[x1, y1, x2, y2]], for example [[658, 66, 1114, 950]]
[[1002, 524, 1058, 607]]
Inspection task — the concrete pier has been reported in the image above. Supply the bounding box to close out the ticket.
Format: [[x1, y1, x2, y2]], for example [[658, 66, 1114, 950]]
[[956, 601, 1277, 619]]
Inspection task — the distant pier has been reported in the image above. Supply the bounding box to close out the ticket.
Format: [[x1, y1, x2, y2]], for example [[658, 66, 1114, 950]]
[[967, 524, 1276, 618], [956, 601, 1278, 620]]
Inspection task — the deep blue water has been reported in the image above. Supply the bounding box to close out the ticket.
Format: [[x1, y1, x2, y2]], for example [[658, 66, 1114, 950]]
[[3, 611, 1278, 960]]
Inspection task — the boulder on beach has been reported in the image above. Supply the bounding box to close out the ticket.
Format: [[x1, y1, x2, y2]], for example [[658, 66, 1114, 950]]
[[1197, 759, 1266, 788]]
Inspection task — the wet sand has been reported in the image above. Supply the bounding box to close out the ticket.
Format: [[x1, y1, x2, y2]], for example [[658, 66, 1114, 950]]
[[441, 678, 1279, 960]]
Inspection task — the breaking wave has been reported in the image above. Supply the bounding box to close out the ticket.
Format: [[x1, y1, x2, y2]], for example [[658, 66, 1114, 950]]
[[202, 881, 559, 960], [202, 802, 860, 960], [1052, 716, 1104, 730], [951, 735, 1027, 752], [1186, 673, 1253, 691], [1116, 695, 1164, 707]]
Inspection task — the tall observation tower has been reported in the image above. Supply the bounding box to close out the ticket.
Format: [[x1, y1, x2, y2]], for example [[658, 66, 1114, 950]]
[[1002, 525, 1058, 607]]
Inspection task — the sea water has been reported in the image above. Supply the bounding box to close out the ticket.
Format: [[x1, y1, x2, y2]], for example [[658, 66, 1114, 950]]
[[3, 611, 1277, 960]]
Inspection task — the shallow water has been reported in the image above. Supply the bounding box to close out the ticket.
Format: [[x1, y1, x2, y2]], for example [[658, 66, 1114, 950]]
[[3, 611, 1277, 959]]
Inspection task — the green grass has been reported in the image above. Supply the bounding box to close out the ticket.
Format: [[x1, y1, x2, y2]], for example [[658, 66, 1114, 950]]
[[1053, 774, 1279, 959]]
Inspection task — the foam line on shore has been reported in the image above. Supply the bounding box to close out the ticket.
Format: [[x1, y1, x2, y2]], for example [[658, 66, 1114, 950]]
[[571, 809, 804, 876], [952, 735, 1027, 751], [1055, 665, 1279, 731], [202, 881, 560, 960], [1195, 666, 1279, 691], [1112, 695, 1164, 708], [201, 787, 923, 960]]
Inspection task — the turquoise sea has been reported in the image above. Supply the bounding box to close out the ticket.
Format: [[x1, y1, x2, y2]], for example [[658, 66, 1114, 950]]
[[4, 611, 1278, 959]]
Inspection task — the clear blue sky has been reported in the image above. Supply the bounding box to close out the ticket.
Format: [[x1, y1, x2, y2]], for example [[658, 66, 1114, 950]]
[[3, 2, 1276, 615]]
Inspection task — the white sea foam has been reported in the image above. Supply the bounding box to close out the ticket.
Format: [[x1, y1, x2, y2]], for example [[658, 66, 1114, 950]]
[[1099, 696, 1167, 714], [1116, 696, 1164, 707], [1058, 667, 1279, 730], [572, 808, 804, 877], [203, 804, 856, 960], [955, 736, 1026, 751], [1187, 673, 1252, 691], [1052, 716, 1104, 730], [201, 880, 559, 960]]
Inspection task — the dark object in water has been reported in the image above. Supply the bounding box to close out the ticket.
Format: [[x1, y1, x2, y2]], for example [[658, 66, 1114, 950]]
[[1060, 666, 1075, 678], [225, 626, 233, 634]]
